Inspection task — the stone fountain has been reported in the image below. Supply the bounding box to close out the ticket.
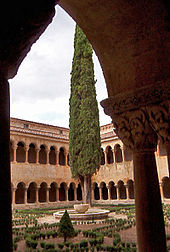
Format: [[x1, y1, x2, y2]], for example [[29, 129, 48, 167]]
[[53, 203, 110, 221]]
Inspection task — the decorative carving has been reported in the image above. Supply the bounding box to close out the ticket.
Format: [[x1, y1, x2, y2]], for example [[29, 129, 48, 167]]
[[113, 109, 157, 151], [101, 80, 170, 115], [146, 101, 170, 144]]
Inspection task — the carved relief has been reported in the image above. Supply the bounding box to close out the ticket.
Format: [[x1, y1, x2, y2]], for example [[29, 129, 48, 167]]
[[146, 101, 170, 144], [113, 109, 157, 151]]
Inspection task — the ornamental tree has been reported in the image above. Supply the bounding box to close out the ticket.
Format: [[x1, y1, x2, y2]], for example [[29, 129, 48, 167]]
[[57, 210, 75, 242], [69, 24, 101, 204]]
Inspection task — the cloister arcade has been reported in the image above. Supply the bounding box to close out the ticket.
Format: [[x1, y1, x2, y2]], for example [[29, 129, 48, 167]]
[[10, 118, 169, 208]]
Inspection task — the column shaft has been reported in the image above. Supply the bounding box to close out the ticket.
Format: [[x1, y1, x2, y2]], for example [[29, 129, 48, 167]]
[[134, 150, 166, 252], [0, 78, 12, 251]]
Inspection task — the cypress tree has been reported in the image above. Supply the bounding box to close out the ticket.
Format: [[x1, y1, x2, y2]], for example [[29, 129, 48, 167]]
[[69, 24, 101, 204], [57, 210, 75, 242]]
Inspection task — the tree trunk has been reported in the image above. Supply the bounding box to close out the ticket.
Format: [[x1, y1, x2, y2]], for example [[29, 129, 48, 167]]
[[83, 175, 92, 206]]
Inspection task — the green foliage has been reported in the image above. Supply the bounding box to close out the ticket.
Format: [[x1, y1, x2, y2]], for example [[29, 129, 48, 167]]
[[69, 24, 101, 179], [57, 210, 75, 242]]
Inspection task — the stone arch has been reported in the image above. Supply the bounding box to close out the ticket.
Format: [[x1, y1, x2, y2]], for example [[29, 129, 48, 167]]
[[100, 148, 105, 165], [15, 182, 25, 204], [77, 183, 82, 201], [108, 181, 117, 200], [127, 179, 134, 199], [100, 182, 108, 200], [59, 182, 67, 201], [59, 147, 65, 165], [10, 141, 14, 162], [49, 182, 57, 202], [68, 182, 75, 201], [16, 141, 25, 163], [162, 177, 170, 198], [28, 143, 36, 163], [27, 182, 37, 203], [118, 180, 126, 199], [106, 146, 114, 164], [49, 146, 56, 165], [93, 182, 100, 200], [38, 182, 47, 202], [124, 145, 133, 162], [39, 145, 47, 164], [114, 144, 123, 163]]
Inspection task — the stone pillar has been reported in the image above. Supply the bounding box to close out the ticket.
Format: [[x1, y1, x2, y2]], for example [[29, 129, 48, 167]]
[[13, 143, 17, 163], [107, 186, 111, 200], [101, 97, 167, 251], [46, 148, 50, 165], [114, 108, 166, 251], [104, 151, 107, 164], [116, 185, 120, 200], [65, 151, 68, 166], [125, 185, 129, 200], [12, 188, 16, 205], [121, 147, 125, 162], [35, 148, 39, 164], [46, 187, 50, 203], [35, 187, 39, 203], [113, 150, 116, 163], [159, 182, 164, 201], [25, 145, 29, 164], [0, 76, 12, 251], [24, 187, 28, 204], [147, 101, 170, 177]]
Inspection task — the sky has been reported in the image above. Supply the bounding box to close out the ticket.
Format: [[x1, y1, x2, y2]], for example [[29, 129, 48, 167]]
[[9, 6, 111, 128]]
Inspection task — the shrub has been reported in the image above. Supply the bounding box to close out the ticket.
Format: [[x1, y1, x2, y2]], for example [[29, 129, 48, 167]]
[[40, 241, 46, 248], [45, 242, 55, 249], [80, 240, 88, 248], [58, 242, 64, 249], [58, 210, 75, 242]]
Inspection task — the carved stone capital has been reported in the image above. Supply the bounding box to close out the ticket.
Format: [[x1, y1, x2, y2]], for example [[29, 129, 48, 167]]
[[101, 80, 170, 115], [146, 101, 170, 145], [113, 109, 157, 151]]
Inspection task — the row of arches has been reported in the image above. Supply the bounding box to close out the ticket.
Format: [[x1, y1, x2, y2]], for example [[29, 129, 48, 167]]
[[12, 180, 135, 205], [101, 145, 132, 165], [12, 176, 170, 205], [10, 141, 134, 166], [10, 142, 68, 165]]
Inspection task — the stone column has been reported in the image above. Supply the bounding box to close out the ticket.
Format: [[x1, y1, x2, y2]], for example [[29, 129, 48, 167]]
[[99, 186, 103, 200], [147, 101, 170, 177], [46, 187, 50, 203], [46, 148, 50, 165], [0, 76, 12, 251], [104, 150, 107, 164], [24, 187, 28, 204], [74, 187, 77, 201], [35, 148, 39, 164], [116, 185, 120, 200], [113, 150, 116, 163], [12, 188, 16, 205], [159, 182, 164, 201], [13, 143, 17, 163], [125, 185, 129, 200], [56, 150, 59, 165], [114, 108, 166, 251], [35, 187, 39, 203], [25, 145, 29, 164], [101, 96, 167, 251], [65, 151, 68, 166], [121, 147, 125, 162], [107, 186, 111, 200]]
